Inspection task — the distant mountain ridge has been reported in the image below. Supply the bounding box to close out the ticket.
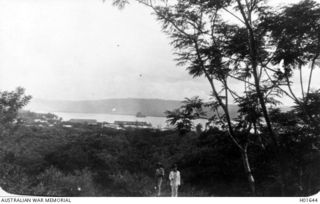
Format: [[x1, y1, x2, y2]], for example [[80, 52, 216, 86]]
[[26, 98, 290, 118], [26, 98, 184, 117]]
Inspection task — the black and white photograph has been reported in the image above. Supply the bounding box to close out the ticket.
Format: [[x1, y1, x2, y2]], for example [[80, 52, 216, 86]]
[[0, 0, 319, 200]]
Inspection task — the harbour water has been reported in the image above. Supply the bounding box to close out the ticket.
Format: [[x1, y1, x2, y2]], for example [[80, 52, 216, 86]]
[[51, 112, 207, 128]]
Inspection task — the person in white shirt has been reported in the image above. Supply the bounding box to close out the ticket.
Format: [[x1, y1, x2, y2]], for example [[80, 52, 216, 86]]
[[169, 164, 181, 197]]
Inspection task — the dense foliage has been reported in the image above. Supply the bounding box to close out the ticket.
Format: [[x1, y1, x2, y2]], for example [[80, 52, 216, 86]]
[[0, 116, 318, 196]]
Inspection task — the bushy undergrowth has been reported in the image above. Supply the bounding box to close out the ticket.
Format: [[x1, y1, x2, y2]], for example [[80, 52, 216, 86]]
[[0, 124, 319, 196]]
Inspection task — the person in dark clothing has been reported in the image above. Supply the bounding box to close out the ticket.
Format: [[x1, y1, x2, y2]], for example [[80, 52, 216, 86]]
[[155, 162, 165, 196]]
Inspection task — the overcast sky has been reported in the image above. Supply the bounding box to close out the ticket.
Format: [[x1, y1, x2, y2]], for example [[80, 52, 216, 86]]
[[0, 0, 318, 105]]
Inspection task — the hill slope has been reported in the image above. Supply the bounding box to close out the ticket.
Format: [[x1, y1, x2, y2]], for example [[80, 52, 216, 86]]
[[26, 98, 183, 117], [26, 98, 291, 118], [26, 98, 240, 118]]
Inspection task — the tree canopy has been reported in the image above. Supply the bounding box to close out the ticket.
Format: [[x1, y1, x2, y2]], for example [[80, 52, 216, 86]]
[[112, 0, 320, 196]]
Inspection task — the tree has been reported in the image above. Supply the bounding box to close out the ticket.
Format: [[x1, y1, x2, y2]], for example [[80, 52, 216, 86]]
[[111, 0, 320, 195], [268, 107, 320, 196], [262, 0, 320, 130], [292, 89, 320, 131], [165, 97, 205, 136], [0, 87, 32, 133], [0, 87, 31, 192]]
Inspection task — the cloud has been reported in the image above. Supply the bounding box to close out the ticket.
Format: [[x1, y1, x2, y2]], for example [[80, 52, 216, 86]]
[[0, 0, 317, 105]]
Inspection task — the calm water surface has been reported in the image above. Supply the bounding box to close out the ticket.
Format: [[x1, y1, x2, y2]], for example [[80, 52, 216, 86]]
[[50, 112, 207, 128]]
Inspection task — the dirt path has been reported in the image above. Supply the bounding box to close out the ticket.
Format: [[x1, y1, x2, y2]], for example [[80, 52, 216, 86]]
[[0, 187, 16, 196]]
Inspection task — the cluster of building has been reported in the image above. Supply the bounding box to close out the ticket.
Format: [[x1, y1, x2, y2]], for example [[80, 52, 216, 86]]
[[20, 111, 173, 130], [20, 111, 62, 127], [63, 118, 154, 130]]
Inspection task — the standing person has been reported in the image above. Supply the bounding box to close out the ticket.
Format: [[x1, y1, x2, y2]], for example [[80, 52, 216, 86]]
[[169, 164, 181, 197], [155, 162, 165, 196]]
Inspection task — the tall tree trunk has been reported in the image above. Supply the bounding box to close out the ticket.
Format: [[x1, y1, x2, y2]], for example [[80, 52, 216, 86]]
[[235, 0, 286, 195], [193, 29, 257, 195], [298, 166, 304, 195], [254, 122, 265, 149], [299, 63, 305, 99], [307, 54, 319, 96], [241, 146, 256, 196]]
